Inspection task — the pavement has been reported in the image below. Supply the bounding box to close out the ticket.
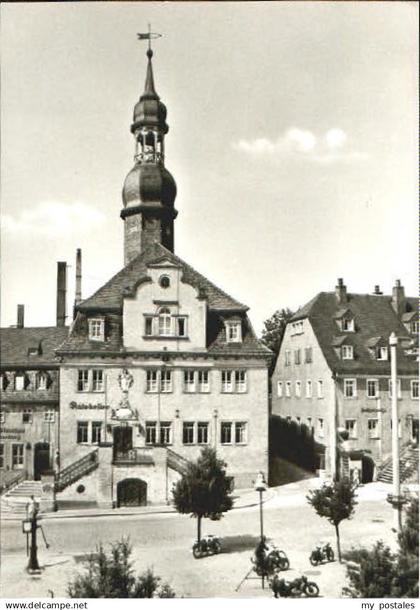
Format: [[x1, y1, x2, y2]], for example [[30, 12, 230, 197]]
[[1, 478, 417, 599], [1, 485, 277, 522], [2, 476, 416, 522]]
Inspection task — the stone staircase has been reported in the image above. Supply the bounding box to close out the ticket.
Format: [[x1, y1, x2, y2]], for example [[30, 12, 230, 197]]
[[1, 480, 43, 515], [55, 449, 99, 492], [377, 444, 419, 484]]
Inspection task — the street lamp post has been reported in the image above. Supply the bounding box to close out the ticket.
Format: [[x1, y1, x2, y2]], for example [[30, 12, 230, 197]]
[[386, 332, 406, 531], [255, 471, 267, 540], [255, 471, 268, 588]]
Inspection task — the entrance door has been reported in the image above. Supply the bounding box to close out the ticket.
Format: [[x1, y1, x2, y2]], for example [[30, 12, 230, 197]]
[[412, 419, 419, 445], [117, 478, 147, 507], [113, 426, 133, 460], [361, 455, 375, 484], [34, 442, 50, 480]]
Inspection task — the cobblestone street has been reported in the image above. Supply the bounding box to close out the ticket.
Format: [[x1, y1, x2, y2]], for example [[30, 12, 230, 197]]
[[1, 481, 401, 598]]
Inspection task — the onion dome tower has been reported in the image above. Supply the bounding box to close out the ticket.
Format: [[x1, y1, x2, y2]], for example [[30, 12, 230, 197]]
[[121, 47, 177, 265]]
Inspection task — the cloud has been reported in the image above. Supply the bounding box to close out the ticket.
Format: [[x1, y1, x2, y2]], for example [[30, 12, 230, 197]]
[[232, 127, 367, 163], [325, 128, 347, 149], [1, 201, 105, 237]]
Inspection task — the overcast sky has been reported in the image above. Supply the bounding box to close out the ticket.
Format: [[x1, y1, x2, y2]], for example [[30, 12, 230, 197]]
[[1, 2, 418, 334]]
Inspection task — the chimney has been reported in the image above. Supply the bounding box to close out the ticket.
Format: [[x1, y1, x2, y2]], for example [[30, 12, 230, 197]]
[[373, 285, 383, 295], [335, 278, 347, 304], [56, 262, 67, 327], [391, 279, 405, 316], [75, 248, 82, 306], [17, 304, 24, 328]]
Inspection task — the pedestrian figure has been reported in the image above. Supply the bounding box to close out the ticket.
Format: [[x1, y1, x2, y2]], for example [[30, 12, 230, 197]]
[[27, 495, 39, 519], [55, 449, 60, 470], [254, 536, 269, 573], [351, 468, 360, 489]]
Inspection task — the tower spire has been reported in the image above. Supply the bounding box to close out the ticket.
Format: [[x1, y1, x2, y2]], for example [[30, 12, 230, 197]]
[[144, 48, 157, 98], [121, 32, 177, 265]]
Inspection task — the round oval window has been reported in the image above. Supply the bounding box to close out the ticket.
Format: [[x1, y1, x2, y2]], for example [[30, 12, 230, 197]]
[[159, 275, 170, 289]]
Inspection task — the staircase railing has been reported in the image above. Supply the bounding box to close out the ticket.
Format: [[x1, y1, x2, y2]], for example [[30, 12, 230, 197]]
[[55, 449, 99, 492], [377, 443, 419, 483], [166, 448, 190, 475], [0, 470, 25, 495]]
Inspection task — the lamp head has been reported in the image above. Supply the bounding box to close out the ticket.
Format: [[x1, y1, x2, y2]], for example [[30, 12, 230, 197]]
[[255, 471, 268, 492]]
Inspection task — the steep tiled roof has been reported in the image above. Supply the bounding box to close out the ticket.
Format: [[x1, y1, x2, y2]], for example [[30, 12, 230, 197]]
[[0, 327, 69, 367], [291, 292, 418, 375], [206, 312, 272, 356], [57, 243, 269, 357], [58, 310, 271, 357], [78, 242, 248, 312], [57, 313, 122, 354]]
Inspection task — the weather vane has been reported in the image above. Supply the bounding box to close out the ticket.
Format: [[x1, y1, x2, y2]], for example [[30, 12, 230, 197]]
[[137, 24, 162, 53]]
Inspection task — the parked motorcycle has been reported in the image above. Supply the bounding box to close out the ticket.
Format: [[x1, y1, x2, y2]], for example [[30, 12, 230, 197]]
[[309, 542, 334, 566], [252, 544, 290, 576], [270, 574, 320, 598], [192, 534, 221, 559]]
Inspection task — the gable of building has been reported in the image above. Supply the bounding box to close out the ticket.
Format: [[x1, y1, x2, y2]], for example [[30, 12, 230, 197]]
[[57, 242, 270, 357]]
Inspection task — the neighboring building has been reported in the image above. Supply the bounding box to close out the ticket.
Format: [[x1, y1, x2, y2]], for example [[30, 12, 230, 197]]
[[0, 308, 68, 482], [271, 279, 419, 482], [55, 46, 271, 507]]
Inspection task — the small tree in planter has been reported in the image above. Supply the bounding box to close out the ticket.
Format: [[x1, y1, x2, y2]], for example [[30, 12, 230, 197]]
[[307, 479, 357, 562], [172, 447, 233, 545]]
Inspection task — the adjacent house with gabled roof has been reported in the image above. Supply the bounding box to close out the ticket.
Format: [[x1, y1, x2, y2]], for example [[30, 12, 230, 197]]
[[271, 279, 418, 482], [0, 317, 68, 484], [55, 46, 271, 508]]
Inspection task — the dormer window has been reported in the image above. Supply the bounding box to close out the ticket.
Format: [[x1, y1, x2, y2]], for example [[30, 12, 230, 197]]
[[342, 317, 355, 332], [334, 308, 355, 332], [291, 321, 304, 335], [89, 318, 105, 342], [36, 372, 48, 391], [376, 346, 388, 361], [225, 321, 242, 343], [341, 345, 354, 360], [411, 321, 419, 335], [15, 374, 25, 391], [28, 344, 40, 357]]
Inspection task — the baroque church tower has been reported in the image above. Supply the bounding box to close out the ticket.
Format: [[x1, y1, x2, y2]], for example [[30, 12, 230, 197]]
[[121, 48, 177, 265]]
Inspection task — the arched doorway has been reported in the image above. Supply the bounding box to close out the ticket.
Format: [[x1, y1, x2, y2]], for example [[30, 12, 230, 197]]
[[117, 478, 147, 507], [361, 455, 375, 483], [34, 442, 50, 480]]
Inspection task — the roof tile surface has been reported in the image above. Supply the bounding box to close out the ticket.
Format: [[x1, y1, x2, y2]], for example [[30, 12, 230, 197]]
[[291, 292, 418, 375]]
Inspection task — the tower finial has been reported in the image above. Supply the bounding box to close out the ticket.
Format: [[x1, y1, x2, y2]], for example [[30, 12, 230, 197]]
[[137, 27, 162, 58]]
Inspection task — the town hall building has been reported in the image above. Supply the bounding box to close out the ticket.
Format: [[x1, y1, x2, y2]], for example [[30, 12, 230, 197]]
[[54, 46, 271, 507]]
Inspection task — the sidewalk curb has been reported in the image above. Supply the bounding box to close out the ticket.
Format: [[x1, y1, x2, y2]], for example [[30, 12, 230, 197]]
[[1, 489, 277, 523]]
